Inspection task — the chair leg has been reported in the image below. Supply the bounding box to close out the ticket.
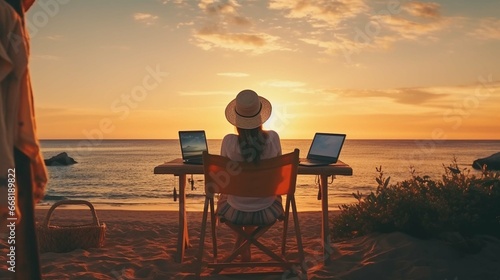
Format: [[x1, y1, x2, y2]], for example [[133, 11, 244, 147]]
[[211, 225, 294, 275], [210, 225, 270, 274], [209, 216, 303, 276], [217, 225, 261, 265], [196, 197, 211, 279], [291, 197, 306, 276], [282, 195, 291, 256], [229, 225, 286, 263], [209, 198, 217, 260], [251, 237, 289, 264]]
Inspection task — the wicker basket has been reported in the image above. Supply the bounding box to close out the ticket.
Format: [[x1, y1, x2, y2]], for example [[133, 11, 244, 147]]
[[37, 200, 106, 253]]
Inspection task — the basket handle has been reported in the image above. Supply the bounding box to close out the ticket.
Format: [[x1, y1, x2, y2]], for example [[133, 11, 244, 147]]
[[43, 200, 100, 228]]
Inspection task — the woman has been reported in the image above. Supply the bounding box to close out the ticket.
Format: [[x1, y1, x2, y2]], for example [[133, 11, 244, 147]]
[[217, 89, 283, 260]]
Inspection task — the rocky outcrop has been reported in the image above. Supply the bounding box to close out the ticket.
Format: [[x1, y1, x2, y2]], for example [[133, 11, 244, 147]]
[[44, 152, 77, 166], [472, 152, 500, 171]]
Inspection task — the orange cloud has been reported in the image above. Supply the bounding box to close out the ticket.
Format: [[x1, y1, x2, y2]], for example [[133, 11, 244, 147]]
[[32, 54, 60, 61], [469, 18, 500, 40], [217, 72, 249, 77], [193, 0, 285, 53], [269, 0, 368, 26], [377, 15, 449, 40], [260, 80, 306, 88], [198, 0, 239, 15], [193, 30, 287, 53], [337, 88, 448, 106], [404, 2, 441, 19], [133, 13, 159, 25], [194, 19, 287, 54], [292, 1, 450, 60]]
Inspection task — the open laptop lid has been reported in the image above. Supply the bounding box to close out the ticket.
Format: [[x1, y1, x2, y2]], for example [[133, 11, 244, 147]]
[[306, 132, 346, 163], [178, 130, 208, 161]]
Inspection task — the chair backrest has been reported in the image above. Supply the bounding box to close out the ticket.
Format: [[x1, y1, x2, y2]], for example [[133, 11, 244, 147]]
[[202, 149, 299, 197]]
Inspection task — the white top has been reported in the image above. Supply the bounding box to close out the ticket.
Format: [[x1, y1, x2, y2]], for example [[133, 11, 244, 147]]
[[220, 130, 282, 211]]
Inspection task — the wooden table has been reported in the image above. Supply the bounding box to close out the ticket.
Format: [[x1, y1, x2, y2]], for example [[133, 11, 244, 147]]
[[154, 158, 352, 264]]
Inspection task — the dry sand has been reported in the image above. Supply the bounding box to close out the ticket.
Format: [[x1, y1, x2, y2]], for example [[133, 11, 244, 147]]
[[1, 208, 500, 279]]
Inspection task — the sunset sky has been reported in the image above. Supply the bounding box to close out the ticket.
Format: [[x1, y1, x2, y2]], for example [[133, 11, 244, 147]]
[[26, 0, 500, 140]]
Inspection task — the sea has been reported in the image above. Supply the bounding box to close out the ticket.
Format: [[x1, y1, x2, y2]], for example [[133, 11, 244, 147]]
[[39, 139, 500, 212]]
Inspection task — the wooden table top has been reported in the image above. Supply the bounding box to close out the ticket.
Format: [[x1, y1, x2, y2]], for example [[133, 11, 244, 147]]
[[154, 158, 353, 176]]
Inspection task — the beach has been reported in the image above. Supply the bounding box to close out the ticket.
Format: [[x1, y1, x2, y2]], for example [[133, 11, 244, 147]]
[[2, 208, 500, 279]]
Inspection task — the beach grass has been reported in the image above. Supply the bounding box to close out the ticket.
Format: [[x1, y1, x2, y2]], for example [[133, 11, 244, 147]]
[[332, 160, 500, 254]]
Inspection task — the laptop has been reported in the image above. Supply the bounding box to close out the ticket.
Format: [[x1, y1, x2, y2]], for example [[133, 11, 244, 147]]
[[299, 133, 346, 166], [178, 130, 208, 165]]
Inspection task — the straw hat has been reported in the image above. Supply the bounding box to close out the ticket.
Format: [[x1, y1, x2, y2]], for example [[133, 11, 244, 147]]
[[225, 89, 272, 129]]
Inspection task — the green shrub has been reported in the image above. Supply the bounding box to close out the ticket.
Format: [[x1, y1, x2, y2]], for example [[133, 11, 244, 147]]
[[331, 160, 500, 250]]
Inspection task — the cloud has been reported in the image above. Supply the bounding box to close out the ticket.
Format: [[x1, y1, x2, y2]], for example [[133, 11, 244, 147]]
[[337, 88, 449, 106], [37, 107, 71, 116], [404, 2, 441, 19], [261, 80, 306, 88], [217, 72, 249, 77], [32, 54, 60, 61], [292, 0, 452, 60], [197, 25, 265, 45], [269, 0, 368, 26], [176, 21, 195, 29], [160, 0, 184, 4], [192, 0, 286, 53], [469, 18, 500, 40], [301, 33, 396, 55], [298, 31, 400, 64], [100, 45, 131, 51], [290, 81, 499, 131], [391, 88, 447, 105], [178, 90, 233, 96], [133, 13, 159, 25], [333, 80, 500, 111], [267, 0, 371, 56], [369, 2, 447, 41], [375, 15, 449, 40], [199, 0, 239, 15], [46, 35, 64, 41], [193, 28, 287, 53], [198, 0, 251, 26]]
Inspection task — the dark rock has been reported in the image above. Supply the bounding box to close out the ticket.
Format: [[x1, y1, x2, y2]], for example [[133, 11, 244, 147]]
[[472, 152, 500, 171], [44, 152, 77, 166]]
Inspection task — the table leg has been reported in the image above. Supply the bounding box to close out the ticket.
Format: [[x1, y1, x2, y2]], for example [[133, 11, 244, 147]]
[[320, 175, 333, 265], [175, 174, 191, 263]]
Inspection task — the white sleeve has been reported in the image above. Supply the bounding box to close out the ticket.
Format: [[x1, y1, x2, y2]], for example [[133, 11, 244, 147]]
[[268, 130, 282, 156]]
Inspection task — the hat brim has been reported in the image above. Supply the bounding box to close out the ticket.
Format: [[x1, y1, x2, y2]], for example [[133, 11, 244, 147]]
[[225, 96, 272, 129]]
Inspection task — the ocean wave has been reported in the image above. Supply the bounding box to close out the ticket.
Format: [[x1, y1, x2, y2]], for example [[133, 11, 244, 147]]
[[42, 195, 67, 201]]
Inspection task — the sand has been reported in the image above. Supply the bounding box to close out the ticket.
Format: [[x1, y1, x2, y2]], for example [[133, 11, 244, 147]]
[[1, 208, 500, 280]]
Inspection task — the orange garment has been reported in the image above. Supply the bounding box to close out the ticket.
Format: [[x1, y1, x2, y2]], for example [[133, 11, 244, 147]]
[[1, 0, 47, 203]]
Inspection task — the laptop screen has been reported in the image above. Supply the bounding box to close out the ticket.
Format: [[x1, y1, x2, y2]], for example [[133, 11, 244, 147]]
[[178, 130, 208, 160], [307, 133, 346, 162]]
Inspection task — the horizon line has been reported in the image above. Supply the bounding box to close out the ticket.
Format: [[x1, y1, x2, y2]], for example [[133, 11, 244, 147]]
[[39, 138, 500, 141]]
